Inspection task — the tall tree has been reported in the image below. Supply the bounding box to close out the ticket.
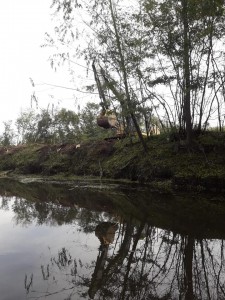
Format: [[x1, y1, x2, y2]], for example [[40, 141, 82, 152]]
[[49, 0, 151, 150], [182, 0, 192, 144], [48, 0, 225, 146], [54, 108, 81, 143], [0, 121, 14, 146], [108, 0, 148, 151], [143, 0, 225, 140], [16, 110, 38, 144]]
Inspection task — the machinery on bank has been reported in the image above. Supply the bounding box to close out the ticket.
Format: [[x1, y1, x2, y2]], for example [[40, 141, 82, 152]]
[[92, 62, 124, 136], [92, 61, 160, 138]]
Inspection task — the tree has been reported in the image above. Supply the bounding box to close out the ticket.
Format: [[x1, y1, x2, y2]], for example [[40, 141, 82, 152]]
[[47, 0, 225, 148], [80, 102, 107, 139], [0, 121, 15, 146], [108, 0, 148, 151], [143, 0, 225, 141], [48, 0, 151, 150], [35, 109, 53, 143], [16, 110, 38, 144], [53, 108, 81, 143]]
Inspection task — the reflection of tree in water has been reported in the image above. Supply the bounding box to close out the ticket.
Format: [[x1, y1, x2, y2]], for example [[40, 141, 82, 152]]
[[11, 197, 79, 226], [0, 195, 114, 232], [1, 183, 225, 299], [0, 179, 119, 229], [26, 218, 225, 300], [89, 221, 119, 298]]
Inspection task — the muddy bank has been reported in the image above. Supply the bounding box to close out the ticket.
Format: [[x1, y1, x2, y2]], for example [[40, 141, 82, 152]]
[[0, 133, 224, 193]]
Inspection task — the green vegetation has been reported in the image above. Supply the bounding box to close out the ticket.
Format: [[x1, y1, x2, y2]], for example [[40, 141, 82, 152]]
[[0, 130, 224, 192], [1, 1, 225, 192], [0, 104, 114, 146], [42, 0, 225, 150]]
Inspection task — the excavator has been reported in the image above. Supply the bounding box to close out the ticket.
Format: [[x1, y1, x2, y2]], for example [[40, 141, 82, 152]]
[[92, 62, 160, 139], [92, 62, 125, 137]]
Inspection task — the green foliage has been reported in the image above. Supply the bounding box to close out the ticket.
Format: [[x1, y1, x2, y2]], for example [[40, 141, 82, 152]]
[[53, 108, 81, 143], [16, 110, 37, 144], [36, 110, 53, 143], [0, 132, 224, 192], [79, 102, 106, 139], [0, 121, 15, 146], [1, 102, 112, 146], [188, 0, 224, 18], [143, 0, 225, 135], [37, 0, 225, 147]]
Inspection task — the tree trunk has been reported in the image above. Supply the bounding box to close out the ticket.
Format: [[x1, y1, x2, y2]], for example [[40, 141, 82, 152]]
[[183, 235, 194, 300], [182, 0, 192, 145], [109, 0, 148, 152]]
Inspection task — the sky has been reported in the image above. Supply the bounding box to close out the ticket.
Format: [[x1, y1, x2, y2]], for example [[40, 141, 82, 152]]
[[0, 0, 92, 133]]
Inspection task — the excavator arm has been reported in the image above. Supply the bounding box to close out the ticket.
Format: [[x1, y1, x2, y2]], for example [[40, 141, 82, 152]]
[[92, 62, 109, 112], [92, 62, 119, 130]]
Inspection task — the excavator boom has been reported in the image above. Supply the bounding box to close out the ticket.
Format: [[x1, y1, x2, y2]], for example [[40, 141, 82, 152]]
[[92, 61, 119, 130]]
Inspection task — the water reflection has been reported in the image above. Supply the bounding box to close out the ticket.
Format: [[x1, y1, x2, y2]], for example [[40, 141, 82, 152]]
[[40, 226, 225, 300], [89, 222, 118, 298], [0, 178, 225, 299]]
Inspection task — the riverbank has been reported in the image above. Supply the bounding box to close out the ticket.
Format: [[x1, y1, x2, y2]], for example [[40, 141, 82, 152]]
[[0, 131, 224, 193]]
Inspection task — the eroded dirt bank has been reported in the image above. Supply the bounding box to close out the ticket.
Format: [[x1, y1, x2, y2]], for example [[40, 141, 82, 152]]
[[0, 133, 224, 192]]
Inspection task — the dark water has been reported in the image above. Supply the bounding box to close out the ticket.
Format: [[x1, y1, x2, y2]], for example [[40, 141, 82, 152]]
[[0, 178, 225, 300]]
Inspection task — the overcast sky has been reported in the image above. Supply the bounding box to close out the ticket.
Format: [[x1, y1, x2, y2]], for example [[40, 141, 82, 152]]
[[0, 0, 91, 132]]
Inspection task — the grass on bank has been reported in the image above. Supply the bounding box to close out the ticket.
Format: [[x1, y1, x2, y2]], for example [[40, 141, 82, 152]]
[[0, 130, 224, 192]]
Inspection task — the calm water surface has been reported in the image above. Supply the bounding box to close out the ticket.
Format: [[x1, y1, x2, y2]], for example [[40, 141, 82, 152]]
[[0, 178, 225, 300]]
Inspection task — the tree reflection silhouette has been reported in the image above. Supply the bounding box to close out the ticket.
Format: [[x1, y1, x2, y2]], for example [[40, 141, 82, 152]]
[[25, 221, 225, 299], [1, 180, 225, 299], [88, 221, 118, 298], [3, 199, 225, 299]]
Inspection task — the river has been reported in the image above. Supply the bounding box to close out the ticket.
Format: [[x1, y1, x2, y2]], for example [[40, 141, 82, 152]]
[[0, 177, 225, 300]]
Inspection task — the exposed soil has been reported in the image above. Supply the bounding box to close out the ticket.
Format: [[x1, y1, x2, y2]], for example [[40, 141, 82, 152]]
[[0, 132, 224, 193]]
